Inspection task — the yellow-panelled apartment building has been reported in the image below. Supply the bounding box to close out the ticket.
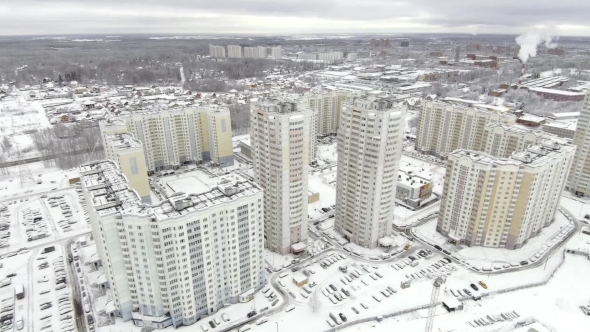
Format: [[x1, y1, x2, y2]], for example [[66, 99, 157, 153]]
[[437, 140, 575, 249]]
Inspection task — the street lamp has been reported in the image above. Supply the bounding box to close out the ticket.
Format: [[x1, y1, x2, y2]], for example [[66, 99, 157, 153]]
[[275, 322, 279, 332]]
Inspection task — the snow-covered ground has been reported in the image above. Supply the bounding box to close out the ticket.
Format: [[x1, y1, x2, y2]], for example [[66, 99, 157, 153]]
[[413, 208, 573, 269]]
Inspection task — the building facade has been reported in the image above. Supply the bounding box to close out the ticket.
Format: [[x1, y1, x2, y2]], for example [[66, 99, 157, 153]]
[[81, 161, 265, 328], [103, 132, 150, 203], [481, 123, 559, 158], [270, 46, 282, 60], [101, 107, 234, 172], [416, 101, 516, 159], [301, 92, 347, 138], [209, 45, 226, 58], [541, 121, 576, 139], [250, 99, 312, 254], [227, 45, 242, 58], [568, 91, 590, 196], [334, 97, 406, 248], [438, 141, 575, 249]]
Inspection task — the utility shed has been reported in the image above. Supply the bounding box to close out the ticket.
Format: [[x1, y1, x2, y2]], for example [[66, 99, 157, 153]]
[[443, 297, 463, 312], [292, 275, 308, 287]]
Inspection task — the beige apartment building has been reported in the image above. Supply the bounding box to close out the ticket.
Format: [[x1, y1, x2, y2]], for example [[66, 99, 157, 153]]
[[417, 100, 516, 158], [568, 91, 590, 196], [334, 97, 406, 248], [438, 140, 575, 249], [301, 91, 347, 138], [102, 132, 150, 203], [482, 123, 561, 158], [100, 107, 233, 172], [227, 45, 242, 58], [250, 99, 312, 254]]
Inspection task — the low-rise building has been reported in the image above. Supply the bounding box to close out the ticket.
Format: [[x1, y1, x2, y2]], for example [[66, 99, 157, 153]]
[[395, 170, 432, 207], [542, 121, 577, 139]]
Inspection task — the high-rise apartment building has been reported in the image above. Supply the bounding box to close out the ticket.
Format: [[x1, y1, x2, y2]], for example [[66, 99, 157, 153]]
[[438, 141, 575, 249], [209, 45, 226, 58], [301, 92, 347, 137], [416, 100, 516, 159], [270, 46, 282, 60], [482, 123, 560, 158], [100, 107, 233, 172], [102, 132, 150, 203], [244, 47, 257, 59], [334, 97, 406, 248], [227, 45, 242, 58], [81, 160, 264, 328], [256, 46, 268, 59], [317, 52, 344, 63], [346, 53, 357, 61], [250, 99, 312, 254], [568, 91, 590, 196]]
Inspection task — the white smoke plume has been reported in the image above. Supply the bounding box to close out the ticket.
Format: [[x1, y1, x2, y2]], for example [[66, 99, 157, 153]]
[[515, 30, 559, 63]]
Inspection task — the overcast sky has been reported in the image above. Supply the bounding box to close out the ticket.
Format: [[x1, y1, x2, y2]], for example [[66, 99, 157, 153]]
[[1, 0, 589, 36]]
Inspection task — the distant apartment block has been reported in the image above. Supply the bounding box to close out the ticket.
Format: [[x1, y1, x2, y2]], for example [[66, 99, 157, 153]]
[[80, 160, 264, 328], [301, 91, 347, 137], [297, 53, 318, 60], [416, 100, 516, 159], [438, 141, 575, 249], [318, 52, 344, 63], [270, 46, 282, 60], [102, 131, 150, 203], [250, 99, 312, 254], [346, 53, 357, 61], [256, 46, 268, 59], [100, 107, 234, 172], [227, 45, 242, 58], [568, 91, 590, 196], [244, 47, 257, 59], [334, 97, 406, 248], [209, 45, 226, 58]]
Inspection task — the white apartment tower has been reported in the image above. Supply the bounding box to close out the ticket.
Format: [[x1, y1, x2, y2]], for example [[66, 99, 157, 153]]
[[250, 99, 312, 254], [417, 101, 516, 159], [227, 45, 242, 58], [244, 47, 256, 59], [81, 160, 264, 328], [301, 92, 347, 137], [209, 45, 226, 58], [482, 123, 561, 158], [271, 46, 282, 60], [256, 46, 268, 59], [334, 97, 406, 248], [568, 90, 590, 196], [438, 141, 575, 249]]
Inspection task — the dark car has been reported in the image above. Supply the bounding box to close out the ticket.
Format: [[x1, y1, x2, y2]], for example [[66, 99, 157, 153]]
[[339, 313, 347, 322], [520, 261, 529, 266], [87, 315, 94, 325], [470, 283, 479, 291], [341, 288, 350, 296], [434, 245, 442, 251], [408, 256, 416, 261], [442, 249, 451, 255], [463, 289, 472, 296], [443, 257, 452, 263], [247, 310, 257, 318], [209, 321, 216, 328], [5, 273, 16, 278], [329, 284, 338, 291]]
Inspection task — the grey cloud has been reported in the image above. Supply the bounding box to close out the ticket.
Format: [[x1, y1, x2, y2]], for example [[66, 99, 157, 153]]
[[0, 0, 589, 35]]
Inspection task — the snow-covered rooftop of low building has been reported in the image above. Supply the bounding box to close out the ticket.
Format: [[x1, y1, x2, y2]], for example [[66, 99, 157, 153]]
[[106, 133, 142, 150]]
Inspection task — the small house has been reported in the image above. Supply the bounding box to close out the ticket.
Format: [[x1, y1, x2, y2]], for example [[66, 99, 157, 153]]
[[292, 275, 308, 288]]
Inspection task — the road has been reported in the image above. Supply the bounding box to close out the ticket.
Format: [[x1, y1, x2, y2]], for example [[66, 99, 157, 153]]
[[26, 248, 39, 332], [65, 240, 87, 332], [410, 205, 580, 275]]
